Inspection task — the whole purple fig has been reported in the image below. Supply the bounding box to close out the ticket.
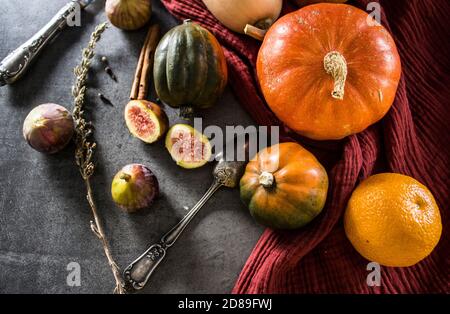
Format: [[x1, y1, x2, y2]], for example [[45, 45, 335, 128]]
[[23, 103, 74, 154], [106, 0, 152, 30], [111, 164, 159, 213]]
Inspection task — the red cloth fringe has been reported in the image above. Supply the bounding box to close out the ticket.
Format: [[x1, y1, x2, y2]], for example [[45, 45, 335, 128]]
[[161, 0, 450, 293]]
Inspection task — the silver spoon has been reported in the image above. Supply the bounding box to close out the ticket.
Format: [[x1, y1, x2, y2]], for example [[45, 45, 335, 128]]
[[123, 142, 249, 292]]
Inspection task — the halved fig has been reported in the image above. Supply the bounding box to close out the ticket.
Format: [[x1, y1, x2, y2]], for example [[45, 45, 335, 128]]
[[165, 124, 212, 169], [124, 100, 169, 143]]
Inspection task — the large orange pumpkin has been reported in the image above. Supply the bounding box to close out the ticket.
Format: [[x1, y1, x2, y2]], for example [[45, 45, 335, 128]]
[[240, 142, 328, 229], [257, 4, 402, 140]]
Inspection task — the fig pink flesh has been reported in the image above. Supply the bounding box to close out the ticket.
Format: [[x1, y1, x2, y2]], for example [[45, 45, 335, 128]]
[[127, 105, 156, 138], [171, 130, 207, 163]]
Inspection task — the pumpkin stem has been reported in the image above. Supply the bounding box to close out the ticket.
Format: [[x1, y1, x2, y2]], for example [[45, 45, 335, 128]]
[[180, 105, 194, 119], [323, 51, 347, 100], [259, 171, 275, 188], [120, 173, 131, 182], [244, 24, 267, 41]]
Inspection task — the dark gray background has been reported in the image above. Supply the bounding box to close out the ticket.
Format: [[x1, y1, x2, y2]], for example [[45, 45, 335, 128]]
[[0, 0, 263, 293]]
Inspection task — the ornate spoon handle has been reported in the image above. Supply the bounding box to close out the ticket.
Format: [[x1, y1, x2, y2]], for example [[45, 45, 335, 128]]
[[0, 1, 88, 86], [123, 180, 223, 292]]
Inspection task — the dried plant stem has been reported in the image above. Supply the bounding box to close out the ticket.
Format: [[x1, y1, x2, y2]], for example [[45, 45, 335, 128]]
[[72, 22, 125, 294], [85, 179, 124, 294]]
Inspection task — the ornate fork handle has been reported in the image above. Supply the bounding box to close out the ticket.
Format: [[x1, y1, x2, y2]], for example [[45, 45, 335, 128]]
[[123, 180, 223, 292], [0, 1, 81, 86]]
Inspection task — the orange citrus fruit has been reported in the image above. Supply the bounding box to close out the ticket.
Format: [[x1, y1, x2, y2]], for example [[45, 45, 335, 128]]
[[344, 173, 442, 267]]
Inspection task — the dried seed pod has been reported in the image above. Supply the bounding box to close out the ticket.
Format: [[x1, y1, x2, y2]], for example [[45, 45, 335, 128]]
[[105, 66, 117, 81], [98, 93, 114, 106]]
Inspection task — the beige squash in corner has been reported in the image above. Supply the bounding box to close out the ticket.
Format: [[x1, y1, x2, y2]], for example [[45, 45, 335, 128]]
[[202, 0, 282, 39]]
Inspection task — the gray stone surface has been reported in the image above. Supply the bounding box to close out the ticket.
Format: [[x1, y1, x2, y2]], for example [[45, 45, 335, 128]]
[[0, 0, 263, 294]]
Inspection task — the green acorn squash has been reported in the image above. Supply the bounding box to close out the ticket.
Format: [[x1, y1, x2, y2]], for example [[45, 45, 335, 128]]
[[153, 20, 228, 117]]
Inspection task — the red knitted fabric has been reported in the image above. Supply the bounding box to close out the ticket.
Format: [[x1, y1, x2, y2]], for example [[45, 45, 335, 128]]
[[160, 0, 450, 293]]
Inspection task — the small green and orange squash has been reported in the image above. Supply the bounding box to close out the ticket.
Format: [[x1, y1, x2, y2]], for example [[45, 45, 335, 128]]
[[240, 142, 328, 229], [153, 20, 228, 117]]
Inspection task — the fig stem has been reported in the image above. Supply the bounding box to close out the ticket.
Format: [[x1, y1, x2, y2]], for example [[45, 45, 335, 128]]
[[180, 105, 194, 120], [120, 173, 132, 182]]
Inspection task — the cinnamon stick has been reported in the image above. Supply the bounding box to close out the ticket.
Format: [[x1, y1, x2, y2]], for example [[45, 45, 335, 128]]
[[138, 24, 160, 100], [130, 25, 154, 100], [130, 40, 147, 99]]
